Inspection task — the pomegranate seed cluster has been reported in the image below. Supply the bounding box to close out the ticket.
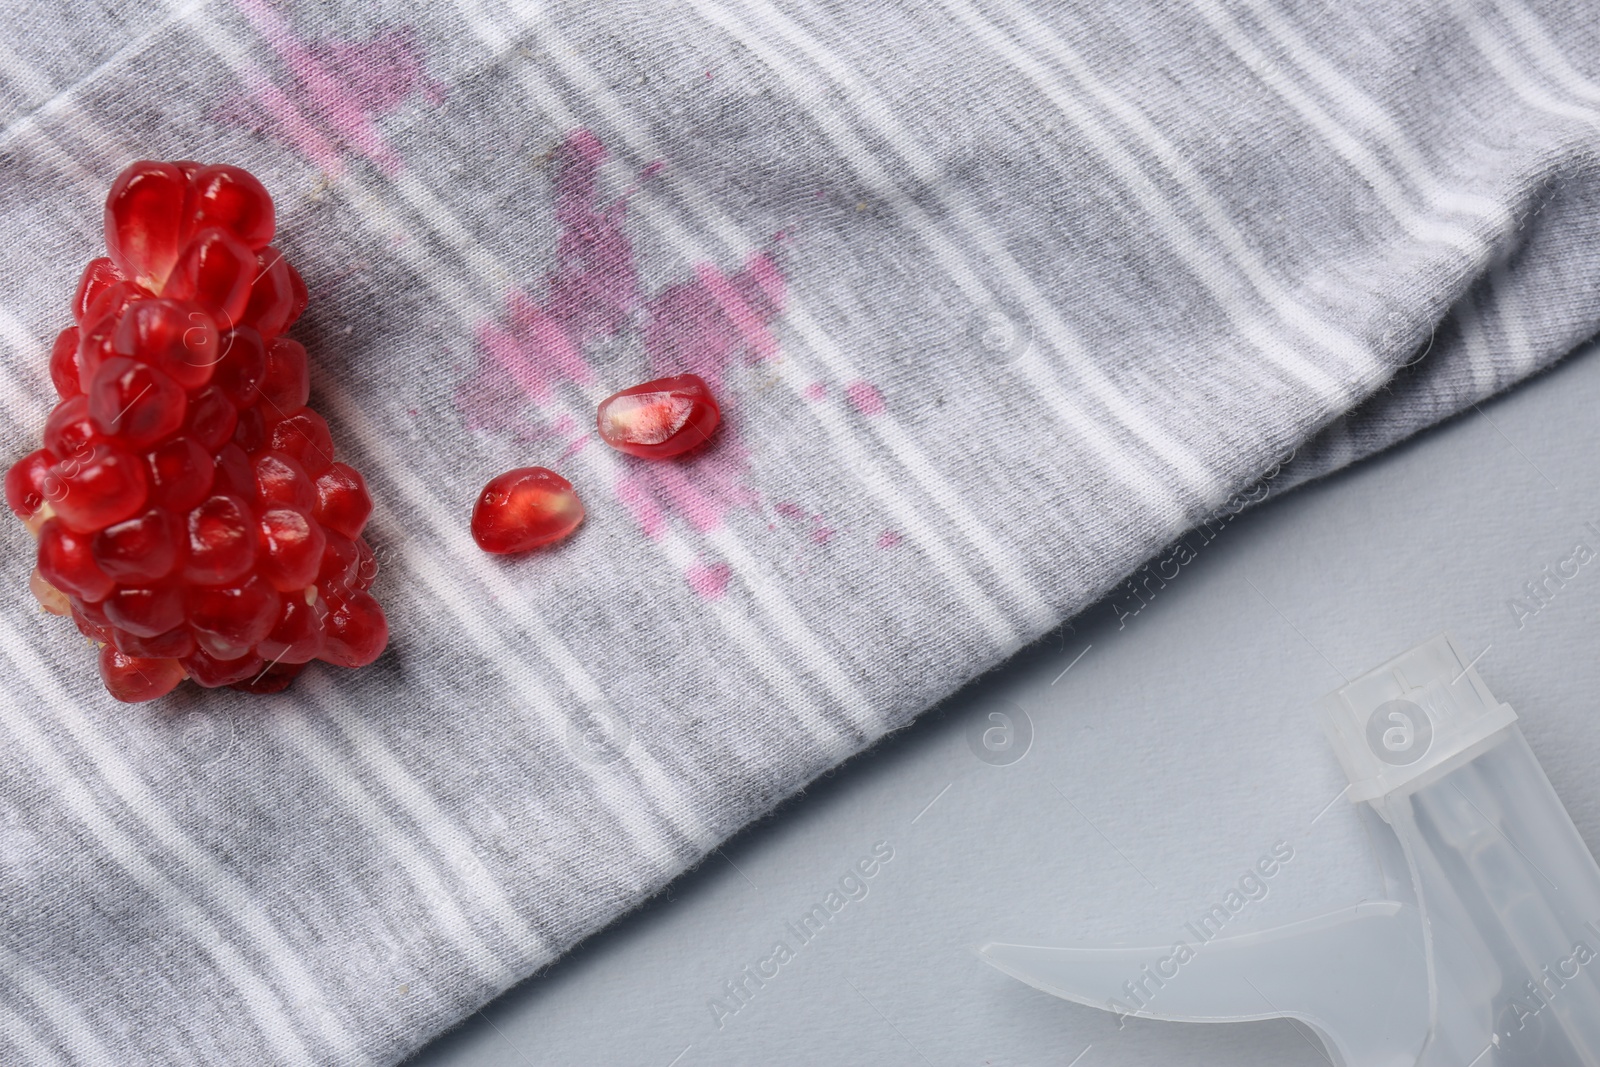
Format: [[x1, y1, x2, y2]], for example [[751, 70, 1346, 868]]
[[5, 160, 388, 702]]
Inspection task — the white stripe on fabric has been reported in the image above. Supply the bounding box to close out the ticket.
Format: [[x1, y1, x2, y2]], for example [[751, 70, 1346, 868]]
[[316, 690, 556, 955], [265, 716, 520, 989], [0, 632, 327, 1065], [483, 0, 1057, 631], [699, 0, 1227, 510], [1189, 0, 1492, 263], [1495, 0, 1600, 104], [936, 0, 1357, 407], [0, 1014, 67, 1067], [1239, 0, 1514, 231], [0, 946, 115, 1067]]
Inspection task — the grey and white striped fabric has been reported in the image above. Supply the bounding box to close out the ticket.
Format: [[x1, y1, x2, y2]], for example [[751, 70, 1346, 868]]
[[1, 0, 1597, 1062]]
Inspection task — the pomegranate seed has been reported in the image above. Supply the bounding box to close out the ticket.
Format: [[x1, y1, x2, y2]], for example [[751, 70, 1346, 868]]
[[313, 463, 372, 539], [268, 409, 334, 475], [184, 384, 238, 451], [87, 357, 187, 448], [98, 645, 186, 703], [596, 373, 722, 459], [43, 394, 98, 461], [187, 575, 280, 661], [241, 249, 298, 337], [73, 600, 114, 642], [105, 161, 189, 290], [102, 581, 185, 639], [259, 337, 310, 412], [258, 506, 327, 591], [230, 660, 307, 694], [352, 537, 379, 591], [6, 448, 54, 519], [92, 508, 183, 584], [253, 451, 316, 510], [50, 327, 82, 397], [146, 437, 215, 512], [187, 165, 274, 250], [73, 258, 125, 324], [232, 406, 267, 452], [112, 299, 219, 390], [115, 626, 195, 660], [213, 326, 267, 407], [212, 442, 255, 497], [165, 227, 256, 325], [319, 533, 360, 588], [37, 520, 115, 602], [470, 467, 584, 554], [257, 594, 325, 665], [50, 442, 149, 533], [320, 589, 388, 668], [29, 568, 71, 616], [179, 646, 264, 688], [184, 493, 257, 585]]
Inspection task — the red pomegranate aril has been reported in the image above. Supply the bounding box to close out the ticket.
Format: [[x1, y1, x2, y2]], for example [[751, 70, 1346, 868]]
[[230, 660, 307, 694], [258, 506, 327, 592], [50, 442, 149, 532], [232, 406, 267, 453], [6, 448, 54, 519], [259, 337, 310, 412], [114, 625, 195, 660], [313, 463, 371, 539], [112, 299, 219, 390], [73, 258, 124, 324], [184, 385, 238, 451], [184, 493, 257, 585], [87, 357, 187, 448], [596, 373, 722, 459], [470, 467, 584, 554], [43, 394, 98, 462], [105, 162, 189, 290], [37, 520, 115, 602], [102, 581, 185, 638], [164, 227, 256, 324], [253, 451, 315, 510], [92, 508, 182, 584], [98, 645, 186, 703], [180, 646, 264, 688], [187, 165, 274, 250], [146, 437, 214, 512], [50, 327, 82, 397], [352, 537, 378, 590], [241, 250, 298, 337], [212, 443, 255, 497], [321, 589, 388, 668], [257, 594, 325, 664], [213, 326, 267, 407], [318, 532, 359, 587], [268, 409, 334, 475], [188, 575, 280, 661]]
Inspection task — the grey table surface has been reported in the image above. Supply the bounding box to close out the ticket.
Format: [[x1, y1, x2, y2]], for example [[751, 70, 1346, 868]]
[[405, 338, 1600, 1067]]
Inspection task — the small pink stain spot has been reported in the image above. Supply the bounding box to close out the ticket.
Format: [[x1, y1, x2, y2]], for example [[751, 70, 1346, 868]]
[[687, 562, 732, 600], [846, 380, 886, 416], [408, 408, 417, 416], [640, 159, 666, 181], [877, 530, 903, 549], [774, 501, 806, 520], [802, 381, 826, 401], [811, 527, 835, 545]]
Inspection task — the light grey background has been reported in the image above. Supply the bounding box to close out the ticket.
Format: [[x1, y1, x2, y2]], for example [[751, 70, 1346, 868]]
[[406, 337, 1600, 1066]]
